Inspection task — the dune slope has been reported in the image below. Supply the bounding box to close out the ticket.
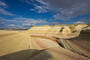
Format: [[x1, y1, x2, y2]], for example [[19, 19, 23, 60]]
[[0, 24, 90, 60]]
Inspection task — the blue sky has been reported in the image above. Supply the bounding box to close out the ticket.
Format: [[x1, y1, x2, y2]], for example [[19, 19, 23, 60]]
[[0, 0, 90, 28]]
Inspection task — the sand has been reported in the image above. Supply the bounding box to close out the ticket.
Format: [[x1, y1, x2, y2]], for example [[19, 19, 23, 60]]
[[0, 24, 90, 60]]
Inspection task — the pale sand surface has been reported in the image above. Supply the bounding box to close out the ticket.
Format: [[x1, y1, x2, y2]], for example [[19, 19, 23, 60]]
[[0, 25, 90, 60]]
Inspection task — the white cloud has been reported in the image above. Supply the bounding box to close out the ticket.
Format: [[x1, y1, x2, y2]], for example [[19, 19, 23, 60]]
[[73, 21, 86, 24], [22, 20, 46, 26], [0, 1, 15, 16], [22, 0, 49, 13], [36, 0, 48, 5], [0, 17, 48, 28], [32, 5, 48, 13], [1, 17, 48, 25], [0, 1, 8, 8], [0, 8, 15, 16], [8, 24, 15, 27], [15, 17, 48, 26]]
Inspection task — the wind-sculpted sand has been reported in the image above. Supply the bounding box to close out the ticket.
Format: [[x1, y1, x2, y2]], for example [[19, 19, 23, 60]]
[[0, 24, 90, 60]]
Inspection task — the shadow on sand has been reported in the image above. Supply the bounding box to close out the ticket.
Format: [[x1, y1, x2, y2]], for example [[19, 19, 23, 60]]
[[0, 49, 52, 60]]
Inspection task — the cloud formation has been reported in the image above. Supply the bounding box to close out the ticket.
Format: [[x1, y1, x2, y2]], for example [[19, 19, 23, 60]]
[[22, 0, 49, 13], [0, 17, 48, 28], [0, 8, 15, 16], [0, 1, 15, 16], [8, 24, 15, 27], [35, 0, 90, 20], [73, 21, 86, 24], [15, 17, 48, 26], [31, 5, 48, 13], [0, 1, 8, 8]]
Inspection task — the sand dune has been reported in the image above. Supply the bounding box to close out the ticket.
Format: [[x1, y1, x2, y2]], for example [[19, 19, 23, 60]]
[[0, 24, 90, 60]]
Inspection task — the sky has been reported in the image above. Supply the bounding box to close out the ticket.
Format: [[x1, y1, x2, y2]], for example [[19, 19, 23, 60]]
[[0, 0, 90, 28]]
